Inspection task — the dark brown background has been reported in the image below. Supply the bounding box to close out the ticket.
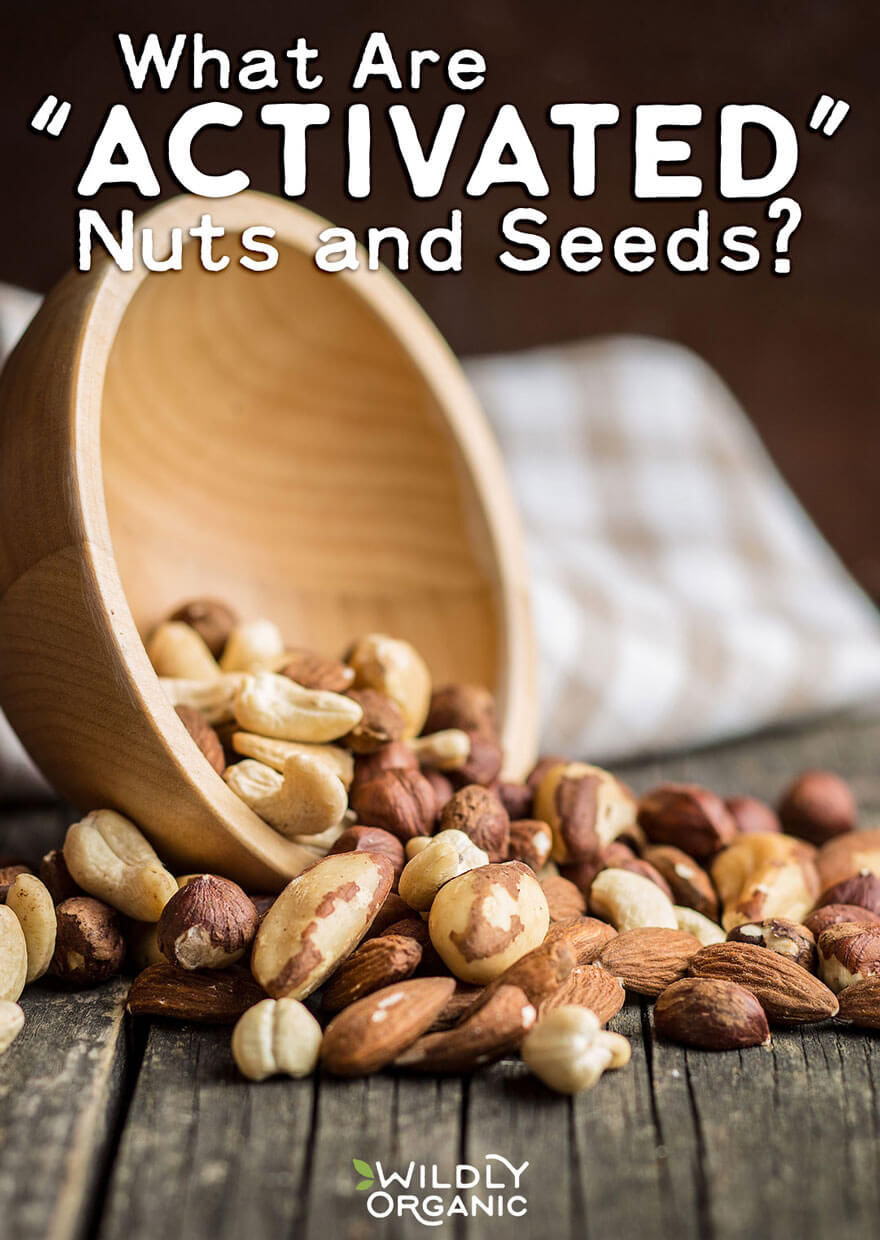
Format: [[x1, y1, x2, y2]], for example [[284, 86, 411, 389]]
[[3, 1, 878, 594]]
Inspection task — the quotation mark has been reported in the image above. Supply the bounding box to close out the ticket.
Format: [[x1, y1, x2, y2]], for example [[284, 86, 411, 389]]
[[30, 94, 72, 137], [808, 95, 849, 137]]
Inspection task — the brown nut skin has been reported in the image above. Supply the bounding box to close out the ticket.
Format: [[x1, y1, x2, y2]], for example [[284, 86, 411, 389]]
[[321, 977, 456, 1076], [321, 933, 423, 1012], [0, 864, 32, 902], [526, 755, 568, 793], [157, 875, 259, 971], [497, 782, 533, 821], [341, 690, 405, 754], [127, 962, 265, 1023], [422, 770, 455, 820], [778, 770, 856, 846], [654, 977, 771, 1050], [540, 875, 587, 922], [328, 826, 406, 888], [836, 976, 880, 1029], [174, 705, 226, 775], [727, 918, 816, 972], [535, 763, 637, 864], [643, 845, 719, 919], [817, 829, 880, 892], [608, 858, 674, 902], [815, 872, 880, 917], [363, 892, 412, 939], [424, 684, 497, 738], [51, 897, 125, 987], [440, 785, 510, 863], [805, 903, 880, 938], [544, 916, 618, 965], [349, 742, 419, 795], [688, 941, 839, 1025], [168, 598, 238, 658], [39, 850, 84, 904], [450, 732, 504, 789], [508, 820, 553, 872], [637, 784, 737, 862], [725, 796, 781, 835], [598, 928, 702, 997], [559, 853, 606, 895], [281, 650, 354, 694], [349, 769, 436, 842], [817, 922, 880, 993]]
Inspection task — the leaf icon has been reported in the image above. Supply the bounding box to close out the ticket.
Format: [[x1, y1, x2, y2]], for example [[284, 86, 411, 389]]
[[356, 1179, 373, 1191], [353, 1158, 374, 1184]]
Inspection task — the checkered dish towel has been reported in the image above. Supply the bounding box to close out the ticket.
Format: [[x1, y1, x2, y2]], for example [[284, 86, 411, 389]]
[[2, 287, 880, 796]]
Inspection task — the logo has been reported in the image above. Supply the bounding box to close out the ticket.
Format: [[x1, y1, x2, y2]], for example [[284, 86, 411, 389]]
[[351, 1155, 528, 1225]]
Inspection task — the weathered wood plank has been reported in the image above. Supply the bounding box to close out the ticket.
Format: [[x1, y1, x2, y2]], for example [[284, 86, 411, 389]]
[[0, 978, 128, 1240]]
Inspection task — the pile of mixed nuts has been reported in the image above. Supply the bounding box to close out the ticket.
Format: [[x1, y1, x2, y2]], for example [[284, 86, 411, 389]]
[[1, 597, 879, 1092]]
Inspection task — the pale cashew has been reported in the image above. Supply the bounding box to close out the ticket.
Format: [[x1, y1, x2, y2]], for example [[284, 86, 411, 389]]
[[220, 619, 285, 672], [521, 1006, 631, 1093], [347, 633, 432, 738], [589, 868, 678, 932], [673, 906, 726, 946], [146, 622, 221, 680], [224, 754, 347, 838], [232, 997, 322, 1081], [231, 732, 354, 787], [0, 1001, 25, 1056], [406, 730, 471, 771], [398, 830, 489, 911], [63, 809, 178, 922], [160, 674, 246, 725], [6, 874, 57, 982], [0, 907, 28, 1002], [234, 672, 363, 743]]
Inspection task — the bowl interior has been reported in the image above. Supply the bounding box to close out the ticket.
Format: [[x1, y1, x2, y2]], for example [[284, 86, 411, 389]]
[[100, 237, 500, 689]]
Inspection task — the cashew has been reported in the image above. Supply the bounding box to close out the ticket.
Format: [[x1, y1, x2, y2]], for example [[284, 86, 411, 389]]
[[673, 906, 726, 946], [159, 674, 246, 725], [146, 622, 221, 680], [0, 1001, 25, 1056], [231, 732, 354, 787], [63, 810, 178, 922], [234, 672, 363, 743], [589, 868, 678, 932], [232, 997, 322, 1081], [220, 619, 285, 672], [521, 1006, 631, 1093], [710, 832, 819, 930], [347, 633, 432, 738], [398, 830, 489, 911], [224, 754, 347, 838], [406, 730, 471, 771], [0, 907, 27, 1002], [6, 874, 56, 982]]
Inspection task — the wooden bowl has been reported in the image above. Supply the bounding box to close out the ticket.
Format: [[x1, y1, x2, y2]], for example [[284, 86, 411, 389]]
[[0, 193, 535, 889]]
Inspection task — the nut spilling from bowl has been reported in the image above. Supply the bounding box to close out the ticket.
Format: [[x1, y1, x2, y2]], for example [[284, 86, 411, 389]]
[[0, 598, 870, 1094]]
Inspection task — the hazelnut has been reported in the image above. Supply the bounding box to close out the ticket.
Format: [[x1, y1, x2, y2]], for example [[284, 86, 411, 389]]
[[637, 784, 737, 861], [818, 922, 880, 992], [727, 918, 816, 971], [51, 897, 125, 986], [157, 875, 260, 970], [174, 705, 226, 775], [281, 650, 355, 694], [815, 871, 880, 916], [508, 820, 553, 872], [168, 597, 238, 658], [497, 782, 533, 821], [349, 769, 436, 841], [817, 828, 880, 891], [450, 730, 504, 788], [655, 978, 770, 1050], [340, 689, 405, 754], [422, 769, 455, 819], [804, 903, 880, 938], [534, 763, 637, 864], [350, 742, 418, 794], [424, 684, 497, 737], [643, 845, 719, 920], [559, 852, 606, 894], [540, 875, 587, 922], [778, 770, 856, 846], [725, 796, 781, 835], [328, 826, 406, 887], [39, 849, 83, 904], [440, 785, 510, 862]]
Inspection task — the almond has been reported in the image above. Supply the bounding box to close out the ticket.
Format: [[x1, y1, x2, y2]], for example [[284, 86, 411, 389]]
[[322, 934, 423, 1012], [598, 928, 701, 997], [428, 982, 485, 1031], [540, 875, 587, 922], [654, 977, 771, 1049], [127, 962, 265, 1023], [321, 977, 456, 1075], [836, 976, 880, 1029], [394, 984, 536, 1072], [688, 941, 839, 1024], [469, 938, 576, 1015], [538, 964, 626, 1024], [543, 916, 617, 964]]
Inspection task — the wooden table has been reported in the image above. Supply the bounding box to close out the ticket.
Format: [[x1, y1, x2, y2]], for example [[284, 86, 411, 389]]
[[2, 710, 879, 1240]]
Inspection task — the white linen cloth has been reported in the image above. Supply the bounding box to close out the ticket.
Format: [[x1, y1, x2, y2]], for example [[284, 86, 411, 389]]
[[2, 284, 879, 795]]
